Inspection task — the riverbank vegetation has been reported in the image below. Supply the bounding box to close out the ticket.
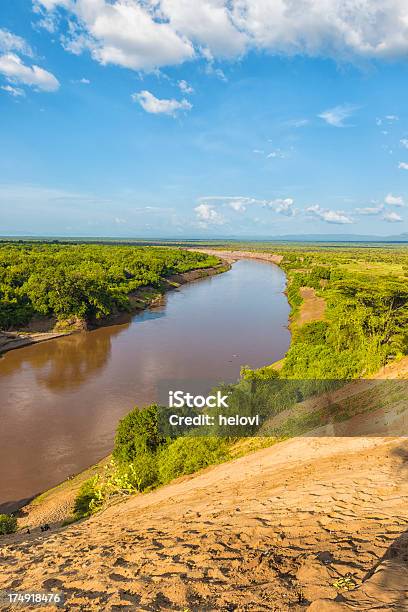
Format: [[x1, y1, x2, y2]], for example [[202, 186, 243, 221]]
[[252, 245, 408, 379], [0, 243, 219, 330], [72, 406, 229, 520]]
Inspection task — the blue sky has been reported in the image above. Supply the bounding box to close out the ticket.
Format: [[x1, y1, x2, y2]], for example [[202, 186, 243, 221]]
[[1, 1, 408, 238]]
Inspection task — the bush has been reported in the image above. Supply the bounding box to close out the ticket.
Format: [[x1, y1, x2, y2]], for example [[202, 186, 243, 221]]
[[112, 453, 159, 493], [0, 514, 17, 535], [113, 404, 166, 464], [73, 476, 103, 519], [293, 321, 329, 345], [158, 437, 228, 484]]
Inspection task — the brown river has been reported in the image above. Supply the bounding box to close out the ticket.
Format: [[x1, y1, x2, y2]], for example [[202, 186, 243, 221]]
[[0, 259, 290, 510]]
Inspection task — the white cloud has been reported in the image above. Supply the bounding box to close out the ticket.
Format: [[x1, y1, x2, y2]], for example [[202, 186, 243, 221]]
[[36, 0, 194, 71], [385, 193, 404, 206], [35, 0, 408, 72], [356, 205, 383, 215], [401, 138, 408, 149], [318, 104, 357, 127], [386, 114, 399, 121], [194, 203, 225, 225], [132, 90, 192, 115], [178, 79, 194, 94], [197, 195, 296, 213], [229, 200, 246, 212], [274, 198, 296, 216], [161, 0, 248, 58], [383, 211, 403, 223], [71, 77, 91, 84], [306, 204, 353, 224], [267, 149, 287, 159], [197, 195, 259, 212], [231, 0, 408, 60], [0, 53, 59, 91], [398, 162, 408, 170], [1, 84, 25, 97], [204, 62, 227, 80], [0, 28, 33, 56]]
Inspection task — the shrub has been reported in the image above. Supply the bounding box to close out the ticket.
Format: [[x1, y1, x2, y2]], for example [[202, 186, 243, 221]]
[[0, 514, 17, 535], [293, 321, 329, 345], [113, 404, 166, 465], [112, 453, 159, 493], [158, 437, 229, 484], [73, 476, 104, 519]]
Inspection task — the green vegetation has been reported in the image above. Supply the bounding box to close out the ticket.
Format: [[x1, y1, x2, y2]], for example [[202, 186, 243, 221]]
[[0, 514, 17, 535], [241, 245, 408, 379], [71, 405, 230, 519], [73, 476, 104, 520], [0, 243, 219, 329]]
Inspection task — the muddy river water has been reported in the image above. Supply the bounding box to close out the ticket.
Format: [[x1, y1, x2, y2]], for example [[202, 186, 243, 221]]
[[0, 259, 290, 510]]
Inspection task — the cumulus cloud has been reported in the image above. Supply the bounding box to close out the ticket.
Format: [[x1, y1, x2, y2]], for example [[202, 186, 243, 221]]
[[1, 84, 25, 97], [0, 28, 33, 56], [306, 204, 353, 224], [401, 138, 408, 149], [160, 0, 248, 59], [0, 53, 59, 91], [132, 90, 192, 115], [274, 198, 296, 216], [385, 193, 404, 206], [194, 203, 225, 225], [197, 195, 296, 214], [35, 0, 194, 71], [34, 0, 408, 72], [383, 211, 403, 222], [178, 79, 194, 94], [198, 195, 257, 213], [228, 198, 248, 212], [318, 104, 357, 127], [398, 162, 408, 170]]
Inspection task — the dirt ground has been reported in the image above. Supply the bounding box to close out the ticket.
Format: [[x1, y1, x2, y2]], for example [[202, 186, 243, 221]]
[[1, 435, 407, 611], [297, 287, 326, 326]]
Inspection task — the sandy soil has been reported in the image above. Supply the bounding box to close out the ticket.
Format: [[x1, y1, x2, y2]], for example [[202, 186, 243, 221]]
[[1, 435, 408, 611], [0, 330, 72, 354], [297, 287, 326, 326]]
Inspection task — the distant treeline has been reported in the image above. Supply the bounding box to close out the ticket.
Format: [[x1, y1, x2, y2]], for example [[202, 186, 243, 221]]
[[0, 243, 219, 329]]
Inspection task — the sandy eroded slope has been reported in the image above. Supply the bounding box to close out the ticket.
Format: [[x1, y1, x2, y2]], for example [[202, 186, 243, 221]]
[[1, 435, 408, 610]]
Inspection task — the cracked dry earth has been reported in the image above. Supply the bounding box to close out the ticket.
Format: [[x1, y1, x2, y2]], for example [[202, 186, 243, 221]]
[[1, 437, 408, 611]]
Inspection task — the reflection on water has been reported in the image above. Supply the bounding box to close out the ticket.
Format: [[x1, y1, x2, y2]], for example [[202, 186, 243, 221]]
[[0, 260, 290, 508], [30, 328, 124, 391]]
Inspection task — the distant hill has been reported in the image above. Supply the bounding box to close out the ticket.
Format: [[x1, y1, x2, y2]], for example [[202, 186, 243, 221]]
[[1, 233, 408, 243], [269, 232, 408, 242]]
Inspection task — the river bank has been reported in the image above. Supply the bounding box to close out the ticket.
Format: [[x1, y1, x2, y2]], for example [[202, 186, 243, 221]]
[[0, 261, 229, 356]]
